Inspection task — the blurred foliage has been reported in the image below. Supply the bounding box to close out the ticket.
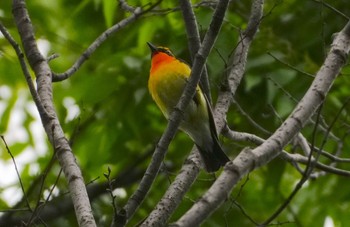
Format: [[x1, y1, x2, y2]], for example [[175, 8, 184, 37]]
[[0, 0, 350, 226]]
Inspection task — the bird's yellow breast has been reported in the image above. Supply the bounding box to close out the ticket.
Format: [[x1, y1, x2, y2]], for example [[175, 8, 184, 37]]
[[148, 53, 191, 118]]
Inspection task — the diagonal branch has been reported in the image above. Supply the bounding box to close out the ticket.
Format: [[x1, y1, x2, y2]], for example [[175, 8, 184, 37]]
[[262, 95, 350, 225], [0, 21, 48, 120], [140, 149, 202, 226], [174, 19, 350, 226], [52, 1, 161, 82], [214, 0, 264, 133], [12, 0, 96, 226], [116, 0, 231, 225], [141, 1, 265, 226], [179, 0, 211, 101], [222, 126, 350, 177], [0, 136, 31, 212]]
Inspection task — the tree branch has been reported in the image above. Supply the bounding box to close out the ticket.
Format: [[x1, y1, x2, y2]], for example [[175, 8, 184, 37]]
[[12, 0, 96, 226], [312, 0, 350, 20], [52, 1, 161, 82], [0, 21, 48, 120], [0, 136, 31, 212], [174, 18, 350, 226], [117, 0, 231, 225], [214, 0, 264, 134], [179, 0, 211, 101], [0, 160, 146, 226], [140, 150, 202, 226], [139, 1, 265, 226]]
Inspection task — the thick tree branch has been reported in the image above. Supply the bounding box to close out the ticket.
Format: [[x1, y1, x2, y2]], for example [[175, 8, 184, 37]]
[[214, 0, 264, 133], [174, 19, 350, 226], [12, 0, 96, 226], [222, 126, 350, 177], [0, 21, 48, 120], [140, 150, 202, 226]]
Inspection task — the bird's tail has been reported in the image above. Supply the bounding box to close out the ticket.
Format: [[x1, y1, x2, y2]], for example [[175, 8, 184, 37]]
[[196, 136, 230, 172]]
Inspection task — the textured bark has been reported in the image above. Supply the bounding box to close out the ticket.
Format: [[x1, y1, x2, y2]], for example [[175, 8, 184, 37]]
[[174, 19, 350, 227], [12, 0, 96, 226]]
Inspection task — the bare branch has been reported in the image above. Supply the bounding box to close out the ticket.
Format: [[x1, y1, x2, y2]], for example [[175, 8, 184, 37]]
[[105, 167, 119, 227], [0, 151, 58, 223], [267, 51, 315, 78], [263, 97, 350, 224], [139, 1, 267, 223], [223, 125, 350, 177], [174, 18, 350, 226], [12, 0, 96, 226], [214, 0, 264, 133], [280, 152, 350, 177], [0, 21, 49, 119], [232, 99, 271, 135], [140, 150, 202, 226], [179, 0, 211, 101], [0, 158, 146, 226], [311, 0, 350, 20], [222, 125, 265, 144], [160, 1, 264, 225], [26, 158, 61, 226], [118, 0, 136, 12], [52, 1, 161, 82], [118, 0, 231, 225], [261, 104, 324, 225], [0, 136, 31, 212]]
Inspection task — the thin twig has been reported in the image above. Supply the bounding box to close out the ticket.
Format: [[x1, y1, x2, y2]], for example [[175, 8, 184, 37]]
[[0, 21, 49, 120], [31, 168, 63, 226], [104, 167, 119, 227], [266, 76, 300, 103], [0, 136, 32, 212], [222, 125, 350, 177], [118, 0, 135, 12], [232, 99, 271, 135], [267, 52, 315, 78], [52, 1, 162, 82], [310, 97, 350, 173], [311, 0, 349, 20], [280, 152, 350, 177], [260, 103, 324, 226], [0, 149, 57, 223], [263, 95, 350, 224]]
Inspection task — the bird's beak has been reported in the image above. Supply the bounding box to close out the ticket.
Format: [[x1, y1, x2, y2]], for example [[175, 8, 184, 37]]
[[147, 42, 158, 53]]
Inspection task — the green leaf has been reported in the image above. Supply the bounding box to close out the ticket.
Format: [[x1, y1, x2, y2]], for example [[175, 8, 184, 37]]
[[102, 0, 116, 27]]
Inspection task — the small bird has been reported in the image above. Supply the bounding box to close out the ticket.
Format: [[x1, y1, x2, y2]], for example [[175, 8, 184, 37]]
[[147, 42, 230, 172]]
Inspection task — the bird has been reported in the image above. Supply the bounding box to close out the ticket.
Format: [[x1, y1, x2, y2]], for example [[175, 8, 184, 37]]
[[147, 42, 230, 172]]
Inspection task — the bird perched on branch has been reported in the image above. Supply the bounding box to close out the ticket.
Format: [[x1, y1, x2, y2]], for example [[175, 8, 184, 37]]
[[147, 42, 230, 172]]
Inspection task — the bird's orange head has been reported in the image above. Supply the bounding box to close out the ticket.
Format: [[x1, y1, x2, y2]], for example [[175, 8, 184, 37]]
[[147, 42, 177, 74]]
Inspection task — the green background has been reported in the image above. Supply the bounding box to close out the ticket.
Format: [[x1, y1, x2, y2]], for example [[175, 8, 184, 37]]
[[0, 0, 350, 226]]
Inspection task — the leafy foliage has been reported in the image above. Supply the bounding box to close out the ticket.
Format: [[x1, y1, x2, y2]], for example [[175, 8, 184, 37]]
[[0, 0, 350, 226]]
